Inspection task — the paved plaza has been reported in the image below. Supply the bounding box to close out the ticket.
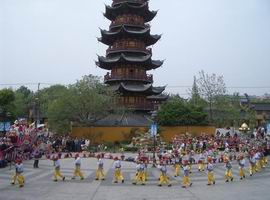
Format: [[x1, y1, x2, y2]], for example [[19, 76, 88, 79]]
[[1, 156, 270, 200]]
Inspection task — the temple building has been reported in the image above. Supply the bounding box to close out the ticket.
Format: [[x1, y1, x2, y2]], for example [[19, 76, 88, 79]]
[[96, 0, 167, 113]]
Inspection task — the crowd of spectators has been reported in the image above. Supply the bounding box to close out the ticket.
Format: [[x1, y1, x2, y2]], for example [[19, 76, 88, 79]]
[[0, 119, 90, 168], [50, 136, 90, 152], [170, 131, 269, 154]]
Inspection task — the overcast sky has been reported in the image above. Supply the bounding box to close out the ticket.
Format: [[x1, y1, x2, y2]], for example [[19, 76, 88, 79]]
[[1, 0, 270, 97]]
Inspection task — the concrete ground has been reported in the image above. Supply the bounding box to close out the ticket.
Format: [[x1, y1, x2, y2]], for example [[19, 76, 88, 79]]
[[0, 155, 270, 200]]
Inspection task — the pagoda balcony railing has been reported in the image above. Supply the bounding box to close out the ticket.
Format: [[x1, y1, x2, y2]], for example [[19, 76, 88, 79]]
[[112, 0, 146, 6], [110, 21, 150, 29], [106, 47, 152, 55], [104, 73, 153, 83], [119, 102, 154, 111]]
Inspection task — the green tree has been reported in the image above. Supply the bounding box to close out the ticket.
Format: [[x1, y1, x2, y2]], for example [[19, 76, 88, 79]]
[[157, 96, 208, 126], [212, 94, 241, 127], [13, 86, 33, 118], [47, 75, 118, 133], [38, 84, 68, 118], [46, 89, 73, 133], [0, 88, 15, 120]]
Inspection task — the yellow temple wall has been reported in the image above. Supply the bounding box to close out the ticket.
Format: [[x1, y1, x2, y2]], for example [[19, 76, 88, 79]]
[[71, 126, 216, 144]]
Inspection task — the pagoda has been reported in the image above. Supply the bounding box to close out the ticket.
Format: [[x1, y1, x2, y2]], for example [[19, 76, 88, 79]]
[[96, 0, 167, 112]]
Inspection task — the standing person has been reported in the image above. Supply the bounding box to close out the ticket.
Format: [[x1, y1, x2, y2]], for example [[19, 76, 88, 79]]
[[133, 159, 146, 185], [157, 161, 171, 187], [206, 157, 215, 186], [262, 148, 268, 167], [249, 152, 256, 176], [255, 150, 262, 172], [33, 145, 40, 168], [188, 150, 194, 173], [11, 159, 25, 187], [198, 153, 206, 172], [74, 138, 79, 152], [71, 154, 84, 180], [113, 157, 124, 183], [132, 160, 140, 185], [173, 155, 181, 177], [224, 156, 233, 182], [95, 154, 105, 180], [259, 149, 266, 169], [143, 159, 149, 181], [182, 160, 192, 188], [238, 154, 246, 180], [53, 156, 65, 182]]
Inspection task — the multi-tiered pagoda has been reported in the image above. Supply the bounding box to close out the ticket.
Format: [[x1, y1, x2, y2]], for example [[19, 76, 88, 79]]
[[96, 0, 167, 112]]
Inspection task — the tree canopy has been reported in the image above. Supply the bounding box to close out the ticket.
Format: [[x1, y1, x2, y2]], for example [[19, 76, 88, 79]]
[[0, 88, 15, 119], [157, 96, 208, 126], [13, 86, 33, 118], [47, 75, 118, 133]]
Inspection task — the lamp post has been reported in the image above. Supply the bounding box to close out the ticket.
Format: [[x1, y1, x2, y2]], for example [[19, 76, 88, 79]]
[[151, 110, 157, 167], [35, 83, 41, 129], [34, 97, 40, 128]]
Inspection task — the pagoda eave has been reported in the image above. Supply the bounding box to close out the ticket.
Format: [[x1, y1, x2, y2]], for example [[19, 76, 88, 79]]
[[112, 0, 149, 7], [104, 2, 157, 22], [99, 26, 161, 46], [97, 54, 163, 69], [110, 83, 166, 95], [147, 94, 169, 101]]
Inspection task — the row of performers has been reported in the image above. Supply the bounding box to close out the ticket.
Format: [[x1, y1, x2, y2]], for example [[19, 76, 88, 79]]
[[10, 152, 267, 188]]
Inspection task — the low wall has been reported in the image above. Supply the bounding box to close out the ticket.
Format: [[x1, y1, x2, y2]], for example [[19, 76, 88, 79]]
[[71, 126, 216, 144]]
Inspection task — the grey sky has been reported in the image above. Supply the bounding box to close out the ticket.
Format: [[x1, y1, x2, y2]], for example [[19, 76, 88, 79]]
[[1, 0, 270, 97]]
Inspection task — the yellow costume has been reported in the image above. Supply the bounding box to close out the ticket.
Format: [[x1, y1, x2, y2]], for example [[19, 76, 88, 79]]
[[224, 159, 233, 182], [158, 162, 171, 187], [53, 156, 65, 182], [206, 157, 215, 185], [72, 154, 84, 180], [133, 161, 146, 185], [95, 156, 105, 180], [113, 157, 124, 183], [182, 160, 192, 188], [11, 160, 25, 187]]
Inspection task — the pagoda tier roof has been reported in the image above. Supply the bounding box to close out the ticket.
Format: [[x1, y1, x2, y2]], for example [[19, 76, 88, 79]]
[[98, 25, 161, 46], [104, 2, 157, 22], [96, 53, 163, 70], [147, 94, 169, 101], [110, 82, 166, 95], [112, 0, 149, 6]]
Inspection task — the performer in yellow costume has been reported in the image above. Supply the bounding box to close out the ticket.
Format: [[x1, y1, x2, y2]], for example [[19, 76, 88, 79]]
[[72, 153, 84, 180], [113, 157, 124, 183], [157, 160, 171, 187], [11, 159, 25, 187], [95, 154, 105, 180], [53, 155, 65, 182], [206, 157, 215, 186]]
